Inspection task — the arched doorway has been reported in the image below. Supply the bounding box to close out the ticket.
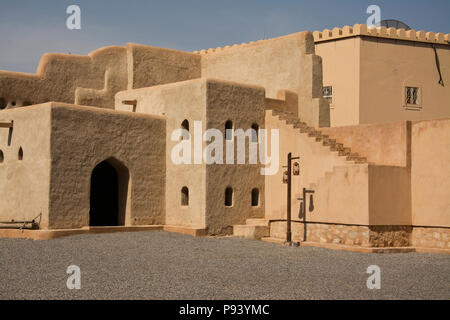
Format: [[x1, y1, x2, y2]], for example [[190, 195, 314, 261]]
[[89, 159, 130, 226]]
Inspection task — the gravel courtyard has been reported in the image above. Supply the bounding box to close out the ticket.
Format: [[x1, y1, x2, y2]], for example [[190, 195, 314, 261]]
[[0, 231, 449, 300]]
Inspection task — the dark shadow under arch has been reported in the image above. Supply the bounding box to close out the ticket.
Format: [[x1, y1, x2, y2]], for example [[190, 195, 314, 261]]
[[89, 158, 130, 226]]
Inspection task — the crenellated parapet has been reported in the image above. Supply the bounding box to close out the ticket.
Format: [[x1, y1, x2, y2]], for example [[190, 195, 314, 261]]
[[193, 39, 269, 55], [313, 24, 450, 45], [192, 31, 315, 55]]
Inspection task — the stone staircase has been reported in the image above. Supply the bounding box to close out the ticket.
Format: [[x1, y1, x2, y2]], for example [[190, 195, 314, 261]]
[[233, 219, 270, 239], [272, 109, 367, 164], [232, 108, 371, 240]]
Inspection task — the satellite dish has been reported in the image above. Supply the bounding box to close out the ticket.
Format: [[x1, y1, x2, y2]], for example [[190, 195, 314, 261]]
[[375, 19, 412, 30]]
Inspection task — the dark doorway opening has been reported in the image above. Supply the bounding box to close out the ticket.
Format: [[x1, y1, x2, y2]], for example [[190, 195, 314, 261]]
[[90, 161, 119, 226]]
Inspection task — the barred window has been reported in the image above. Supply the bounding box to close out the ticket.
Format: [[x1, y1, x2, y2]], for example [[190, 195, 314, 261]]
[[322, 86, 333, 104], [405, 87, 420, 106]]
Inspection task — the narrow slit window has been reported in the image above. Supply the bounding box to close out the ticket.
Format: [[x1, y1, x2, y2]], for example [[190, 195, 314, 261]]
[[225, 187, 233, 207], [18, 147, 23, 160], [181, 187, 189, 206], [181, 120, 190, 140], [0, 98, 7, 110], [251, 124, 259, 143], [225, 120, 233, 141], [251, 188, 259, 207]]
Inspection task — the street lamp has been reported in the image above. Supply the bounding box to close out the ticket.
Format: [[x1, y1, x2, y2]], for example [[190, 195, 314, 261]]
[[285, 153, 300, 245]]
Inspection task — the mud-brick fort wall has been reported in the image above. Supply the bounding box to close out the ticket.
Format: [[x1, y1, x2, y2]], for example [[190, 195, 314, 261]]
[[0, 44, 201, 110], [0, 105, 52, 227], [115, 78, 266, 235], [0, 103, 166, 230]]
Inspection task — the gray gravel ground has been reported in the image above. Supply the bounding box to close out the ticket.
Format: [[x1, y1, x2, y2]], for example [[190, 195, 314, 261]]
[[0, 231, 449, 300]]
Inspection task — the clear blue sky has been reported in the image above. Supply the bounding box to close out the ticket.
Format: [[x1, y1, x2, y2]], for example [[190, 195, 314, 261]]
[[1, 0, 449, 73]]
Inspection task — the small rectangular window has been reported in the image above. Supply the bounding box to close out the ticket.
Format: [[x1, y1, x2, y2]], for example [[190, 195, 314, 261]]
[[405, 87, 421, 108], [322, 86, 333, 105]]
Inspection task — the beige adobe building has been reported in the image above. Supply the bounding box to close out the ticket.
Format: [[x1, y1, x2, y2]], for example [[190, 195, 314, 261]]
[[0, 25, 449, 254], [314, 25, 450, 127]]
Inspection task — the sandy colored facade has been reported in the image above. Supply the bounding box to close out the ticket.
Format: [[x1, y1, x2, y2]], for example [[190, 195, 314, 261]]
[[314, 25, 450, 127], [0, 103, 166, 229], [0, 25, 449, 253]]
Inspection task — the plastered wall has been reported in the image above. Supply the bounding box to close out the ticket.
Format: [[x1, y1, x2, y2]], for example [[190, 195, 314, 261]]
[[115, 79, 266, 234], [320, 121, 410, 167], [314, 24, 450, 127], [48, 103, 166, 229], [0, 44, 201, 110], [116, 80, 208, 229], [127, 44, 201, 90], [264, 110, 349, 221], [0, 105, 52, 228], [411, 118, 450, 227], [204, 80, 266, 235], [314, 37, 360, 127], [200, 32, 329, 127], [0, 47, 128, 109], [359, 38, 450, 125]]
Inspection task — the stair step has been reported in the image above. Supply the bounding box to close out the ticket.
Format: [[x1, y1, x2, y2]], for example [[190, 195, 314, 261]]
[[233, 225, 270, 240], [342, 147, 351, 153], [286, 118, 300, 125], [346, 154, 364, 161], [308, 130, 322, 138], [245, 218, 270, 227], [271, 110, 292, 116], [279, 115, 294, 121], [330, 143, 344, 152], [323, 138, 336, 146], [299, 127, 310, 133]]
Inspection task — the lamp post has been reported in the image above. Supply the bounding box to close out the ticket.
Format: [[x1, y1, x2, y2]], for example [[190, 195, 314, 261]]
[[298, 188, 315, 242], [284, 152, 300, 245]]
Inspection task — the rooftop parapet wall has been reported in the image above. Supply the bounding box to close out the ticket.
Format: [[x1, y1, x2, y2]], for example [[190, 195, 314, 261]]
[[0, 44, 201, 109], [126, 44, 201, 90], [313, 24, 450, 45], [0, 46, 128, 109], [198, 31, 330, 127], [193, 38, 274, 55]]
